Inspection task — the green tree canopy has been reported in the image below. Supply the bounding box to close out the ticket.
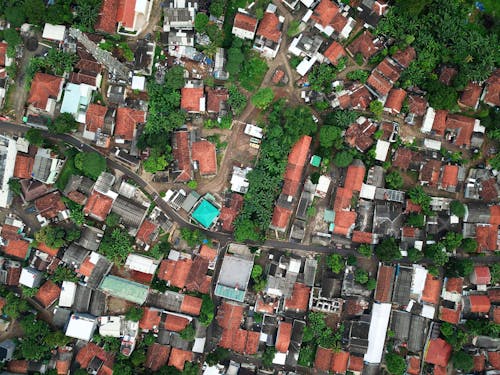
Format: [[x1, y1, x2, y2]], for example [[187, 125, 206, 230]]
[[369, 100, 383, 118], [327, 254, 344, 274], [452, 351, 473, 372], [375, 238, 401, 261], [444, 257, 473, 278], [74, 152, 106, 179], [461, 238, 477, 253], [99, 228, 133, 265], [200, 294, 215, 326], [25, 128, 44, 146], [424, 242, 449, 266], [125, 306, 144, 322], [227, 85, 247, 115], [194, 13, 209, 33], [179, 324, 196, 341], [323, 110, 359, 128], [443, 232, 463, 251], [333, 151, 353, 168], [251, 88, 275, 109], [49, 113, 78, 134], [143, 149, 169, 173], [319, 126, 343, 149], [309, 64, 336, 93], [354, 269, 369, 284], [406, 213, 425, 228], [385, 353, 407, 375], [385, 171, 404, 190], [358, 244, 372, 257], [450, 200, 466, 218]]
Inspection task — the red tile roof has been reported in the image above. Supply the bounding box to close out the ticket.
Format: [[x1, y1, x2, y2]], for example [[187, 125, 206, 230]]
[[185, 256, 211, 293], [440, 165, 459, 189], [421, 274, 442, 305], [276, 322, 292, 353], [469, 295, 491, 313], [472, 266, 491, 285], [488, 289, 500, 303], [246, 331, 260, 355], [115, 107, 145, 141], [84, 191, 114, 221], [377, 58, 402, 83], [164, 314, 190, 332], [367, 70, 392, 97], [139, 307, 161, 330], [331, 351, 349, 373], [117, 0, 137, 29], [408, 94, 428, 116], [56, 348, 72, 375], [85, 104, 107, 133], [3, 239, 30, 259], [76, 343, 114, 372], [35, 242, 59, 258], [474, 354, 486, 372], [217, 301, 243, 331], [256, 11, 282, 43], [489, 351, 500, 369], [14, 154, 34, 179], [78, 256, 95, 277], [407, 356, 420, 375], [345, 164, 365, 192], [432, 109, 448, 135], [348, 31, 380, 59], [331, 13, 348, 34], [459, 82, 482, 108], [349, 85, 372, 110], [348, 355, 364, 372], [314, 346, 333, 371], [324, 41, 346, 65], [27, 73, 63, 110], [1, 224, 22, 242], [476, 225, 498, 252], [168, 347, 192, 371], [352, 231, 373, 244], [145, 343, 170, 371], [283, 135, 312, 196], [7, 360, 29, 373], [192, 140, 217, 175], [480, 178, 498, 202], [206, 87, 229, 113], [484, 70, 500, 107], [0, 42, 6, 67], [233, 12, 258, 33], [439, 305, 461, 324], [172, 131, 192, 182], [494, 306, 500, 324], [311, 0, 340, 28], [180, 295, 202, 316], [35, 280, 61, 308], [445, 277, 463, 293], [95, 0, 120, 34], [255, 295, 278, 314], [392, 47, 416, 68], [384, 88, 406, 114], [271, 205, 293, 229], [425, 338, 452, 367], [219, 193, 244, 232], [490, 206, 500, 225], [136, 220, 158, 245], [181, 87, 205, 112], [434, 365, 447, 375], [333, 211, 357, 236], [345, 119, 376, 152], [445, 113, 475, 147], [199, 244, 217, 262], [35, 191, 66, 219], [419, 159, 442, 187], [158, 259, 192, 288], [375, 265, 394, 303], [334, 187, 353, 211], [284, 282, 310, 312]]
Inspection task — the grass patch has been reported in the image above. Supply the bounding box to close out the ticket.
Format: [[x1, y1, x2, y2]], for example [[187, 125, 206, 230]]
[[55, 148, 79, 190], [240, 56, 268, 92]]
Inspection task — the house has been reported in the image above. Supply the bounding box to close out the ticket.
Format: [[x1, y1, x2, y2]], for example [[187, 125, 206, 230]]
[[439, 165, 459, 192], [345, 117, 376, 152], [470, 266, 491, 288], [145, 344, 170, 371], [346, 30, 382, 60], [364, 303, 391, 364], [83, 104, 116, 145], [113, 0, 153, 35], [114, 107, 146, 142], [60, 83, 94, 123], [214, 253, 253, 302], [32, 148, 65, 185], [181, 80, 205, 112], [284, 282, 310, 313], [310, 0, 355, 38], [384, 88, 406, 114], [483, 69, 500, 107], [19, 267, 43, 288], [425, 338, 452, 368], [219, 193, 244, 231], [0, 340, 15, 362], [192, 140, 217, 176], [439, 66, 457, 86], [75, 342, 114, 374], [69, 44, 103, 89], [323, 41, 346, 65], [35, 280, 61, 308], [111, 195, 148, 229], [136, 220, 159, 247], [253, 4, 284, 59], [100, 275, 149, 304], [458, 81, 482, 110], [84, 191, 114, 221], [206, 87, 229, 115], [14, 153, 35, 180], [407, 94, 428, 117], [163, 0, 197, 31], [27, 73, 64, 116], [2, 238, 30, 260], [35, 192, 67, 221], [0, 136, 17, 208], [357, 0, 389, 28], [42, 23, 66, 42], [66, 314, 98, 341], [232, 12, 258, 40]]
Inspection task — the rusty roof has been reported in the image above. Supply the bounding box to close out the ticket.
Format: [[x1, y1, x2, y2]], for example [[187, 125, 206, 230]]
[[192, 140, 217, 175], [439, 305, 461, 324], [324, 41, 347, 66], [419, 159, 442, 187], [352, 231, 373, 244], [473, 266, 491, 285], [35, 191, 66, 219], [407, 94, 428, 116], [164, 314, 190, 332], [180, 295, 202, 316], [384, 88, 406, 113], [199, 244, 217, 262], [76, 343, 114, 370], [136, 220, 158, 245], [445, 113, 475, 147], [440, 165, 459, 189], [348, 355, 364, 372], [83, 191, 113, 221], [217, 301, 244, 330], [445, 277, 463, 293], [331, 351, 349, 373], [474, 354, 486, 372], [206, 87, 229, 113], [480, 178, 498, 202], [145, 343, 170, 371], [459, 82, 482, 108], [311, 0, 339, 27], [490, 206, 500, 225], [172, 130, 192, 183], [314, 346, 333, 371], [425, 338, 452, 367], [439, 67, 457, 85], [392, 46, 416, 68], [432, 109, 448, 135], [366, 70, 392, 97], [469, 295, 491, 313], [345, 119, 376, 152], [489, 351, 500, 369], [334, 187, 353, 211], [375, 265, 394, 303], [377, 58, 402, 83], [283, 136, 312, 196], [407, 356, 421, 375], [168, 348, 192, 371], [421, 274, 442, 305], [333, 211, 357, 236], [476, 225, 498, 252], [185, 256, 210, 293], [345, 164, 366, 192], [271, 205, 293, 229], [14, 154, 34, 179], [35, 280, 61, 308]]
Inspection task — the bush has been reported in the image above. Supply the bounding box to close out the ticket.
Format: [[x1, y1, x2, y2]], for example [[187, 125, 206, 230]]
[[386, 353, 406, 375], [358, 244, 372, 257], [376, 238, 401, 261], [74, 152, 106, 179], [187, 180, 198, 190], [354, 269, 369, 284], [251, 88, 275, 109], [327, 254, 344, 274], [333, 151, 353, 167], [450, 200, 466, 218], [125, 306, 144, 322], [179, 324, 195, 341]]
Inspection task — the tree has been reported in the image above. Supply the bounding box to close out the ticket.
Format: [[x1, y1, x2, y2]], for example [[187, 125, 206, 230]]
[[187, 180, 198, 190], [444, 257, 473, 277], [75, 152, 106, 179], [426, 80, 458, 110], [309, 64, 336, 93], [346, 70, 370, 83], [450, 200, 466, 218], [252, 265, 263, 280], [149, 240, 171, 260], [4, 8, 26, 27], [23, 0, 46, 25], [452, 351, 473, 372], [262, 347, 276, 368], [461, 238, 477, 253], [49, 113, 78, 134], [44, 331, 71, 348], [491, 263, 500, 284], [358, 244, 372, 257], [143, 149, 169, 173], [99, 228, 134, 265], [125, 306, 144, 322], [406, 213, 425, 228], [8, 178, 21, 196], [206, 348, 229, 366], [228, 85, 247, 115], [408, 186, 432, 214], [194, 13, 209, 33], [180, 324, 196, 341], [333, 151, 353, 168], [25, 128, 44, 146], [165, 66, 186, 91], [407, 247, 423, 262], [251, 88, 275, 109], [51, 266, 79, 283], [319, 126, 342, 148], [366, 278, 377, 290], [74, 0, 102, 31], [2, 292, 29, 319], [209, 0, 225, 18], [200, 295, 215, 326], [369, 100, 384, 119], [443, 232, 463, 251], [327, 254, 344, 274], [70, 207, 85, 226], [424, 242, 449, 267], [180, 228, 203, 247], [375, 238, 401, 261], [385, 171, 404, 189], [105, 212, 120, 227], [21, 286, 38, 298], [354, 269, 369, 284], [35, 225, 68, 248], [385, 353, 407, 375], [323, 110, 359, 128]]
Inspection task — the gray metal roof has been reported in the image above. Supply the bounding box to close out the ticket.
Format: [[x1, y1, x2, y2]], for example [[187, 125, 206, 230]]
[[111, 195, 147, 228], [390, 310, 410, 342], [146, 291, 184, 312], [87, 257, 112, 289], [73, 283, 92, 313], [392, 266, 412, 306], [62, 244, 89, 267], [407, 315, 427, 353]]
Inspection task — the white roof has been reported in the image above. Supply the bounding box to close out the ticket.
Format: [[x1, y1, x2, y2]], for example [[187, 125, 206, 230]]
[[421, 304, 435, 319], [131, 76, 146, 91], [423, 138, 441, 150], [301, 0, 315, 7], [360, 183, 376, 200], [273, 352, 287, 365], [244, 124, 263, 139], [42, 24, 66, 41], [302, 9, 313, 22], [192, 337, 206, 353], [410, 265, 427, 299], [136, 0, 149, 13], [296, 55, 317, 76], [450, 215, 459, 224], [99, 316, 122, 337], [19, 267, 42, 288], [364, 303, 391, 364], [125, 254, 158, 274], [288, 258, 301, 273], [375, 140, 390, 162], [473, 119, 485, 133], [65, 314, 97, 341], [59, 281, 77, 307], [421, 107, 435, 133]]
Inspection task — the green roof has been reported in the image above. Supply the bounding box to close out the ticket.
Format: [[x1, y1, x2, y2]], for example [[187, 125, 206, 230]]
[[99, 275, 149, 304], [214, 284, 246, 302], [192, 199, 220, 228], [324, 209, 335, 223], [310, 155, 321, 167]]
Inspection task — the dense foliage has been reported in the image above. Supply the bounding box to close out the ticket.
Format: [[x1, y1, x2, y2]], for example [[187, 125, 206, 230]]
[[75, 152, 106, 179], [48, 113, 79, 134], [35, 225, 80, 248], [385, 353, 407, 375], [375, 238, 401, 261], [99, 228, 134, 265]]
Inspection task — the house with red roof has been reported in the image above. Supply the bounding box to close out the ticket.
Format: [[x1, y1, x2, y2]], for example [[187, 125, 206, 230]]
[[284, 282, 310, 312], [145, 343, 170, 372], [172, 130, 192, 182], [136, 220, 159, 248], [192, 140, 217, 176], [83, 104, 115, 146], [206, 87, 229, 115], [13, 154, 34, 180], [2, 239, 30, 260], [323, 41, 347, 65], [253, 5, 284, 59], [35, 280, 61, 308], [275, 321, 292, 353], [383, 88, 406, 114], [467, 294, 491, 314], [407, 94, 428, 117], [439, 164, 460, 192], [0, 41, 13, 108], [95, 0, 120, 34], [346, 30, 382, 61], [232, 12, 258, 40], [458, 81, 483, 110], [470, 266, 491, 289], [345, 117, 376, 152], [181, 80, 206, 112], [115, 0, 153, 36], [483, 69, 500, 107], [425, 338, 452, 368], [83, 191, 114, 221], [35, 191, 67, 221], [310, 0, 355, 38], [27, 73, 64, 116], [114, 107, 145, 142]]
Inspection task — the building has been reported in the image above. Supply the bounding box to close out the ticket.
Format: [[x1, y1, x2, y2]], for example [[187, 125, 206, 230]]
[[0, 136, 16, 208], [99, 275, 149, 304], [60, 83, 94, 123], [253, 4, 284, 59], [364, 303, 391, 364], [215, 253, 253, 302], [27, 73, 64, 116], [163, 0, 197, 31], [191, 197, 220, 229], [180, 80, 206, 112], [114, 107, 146, 142], [32, 148, 65, 185], [192, 140, 217, 176], [65, 313, 98, 341], [232, 12, 258, 40], [0, 340, 15, 363]]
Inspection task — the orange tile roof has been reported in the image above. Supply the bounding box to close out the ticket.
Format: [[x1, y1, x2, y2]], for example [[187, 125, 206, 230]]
[[333, 211, 357, 236], [402, 226, 416, 238], [469, 295, 491, 313], [164, 314, 190, 332], [14, 154, 34, 179], [283, 135, 312, 196], [407, 356, 420, 375], [284, 282, 310, 312], [145, 343, 170, 371], [7, 360, 29, 373], [473, 266, 491, 285], [480, 178, 498, 202], [384, 88, 406, 113], [83, 191, 114, 221], [489, 351, 500, 369], [474, 354, 486, 372], [349, 85, 372, 109], [157, 259, 174, 282], [180, 295, 202, 316], [117, 0, 137, 28], [168, 348, 192, 371], [217, 301, 244, 331], [420, 159, 442, 187], [0, 224, 22, 242], [115, 107, 145, 141], [425, 338, 452, 367], [0, 42, 6, 67], [439, 67, 457, 85], [56, 348, 72, 375], [314, 346, 333, 371], [345, 164, 366, 192], [185, 256, 210, 293], [408, 94, 428, 116], [347, 31, 380, 59], [441, 165, 459, 189], [494, 306, 500, 324], [459, 82, 482, 108], [245, 331, 260, 355], [348, 355, 364, 372], [139, 307, 162, 330], [434, 365, 447, 375], [76, 343, 114, 371], [276, 322, 292, 353], [488, 289, 500, 302], [3, 239, 30, 259], [165, 258, 192, 288], [192, 140, 217, 175], [439, 305, 461, 324], [490, 206, 500, 225], [256, 11, 281, 43], [181, 87, 205, 112], [27, 73, 63, 110], [446, 113, 475, 147], [172, 131, 191, 182], [35, 191, 66, 219], [445, 277, 463, 293], [37, 242, 59, 257], [421, 274, 442, 305], [255, 295, 278, 314], [334, 187, 353, 211], [78, 257, 96, 277], [476, 225, 498, 252], [233, 12, 258, 33], [393, 149, 420, 170], [352, 231, 373, 244], [199, 244, 217, 262], [331, 351, 349, 373], [206, 87, 229, 113], [392, 46, 416, 68], [271, 205, 293, 229], [367, 70, 392, 97], [96, 0, 120, 33], [405, 199, 422, 213], [375, 265, 394, 303], [136, 220, 158, 245], [432, 109, 448, 135], [86, 104, 107, 133], [311, 0, 340, 27], [35, 280, 61, 308]]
